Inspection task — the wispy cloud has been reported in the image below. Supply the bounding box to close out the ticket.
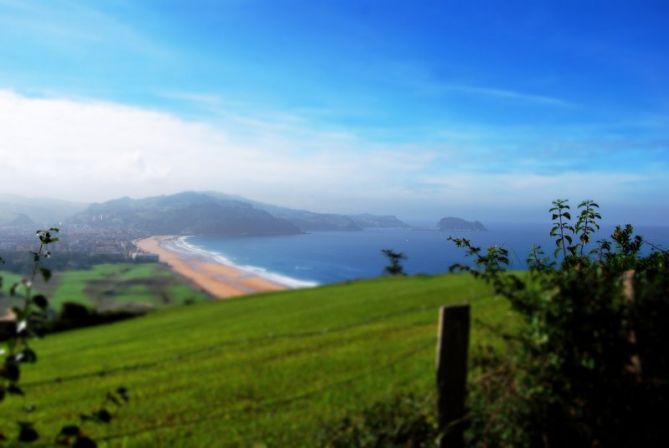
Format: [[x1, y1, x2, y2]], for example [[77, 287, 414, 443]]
[[371, 60, 573, 108], [0, 0, 170, 58], [446, 84, 574, 107], [158, 91, 225, 109], [0, 90, 439, 213]]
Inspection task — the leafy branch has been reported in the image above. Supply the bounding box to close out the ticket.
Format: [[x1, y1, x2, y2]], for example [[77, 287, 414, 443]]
[[549, 199, 574, 259], [575, 200, 601, 256], [0, 229, 129, 446], [2, 228, 59, 407]]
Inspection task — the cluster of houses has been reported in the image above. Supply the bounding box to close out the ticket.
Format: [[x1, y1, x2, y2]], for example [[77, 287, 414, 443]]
[[0, 225, 158, 263]]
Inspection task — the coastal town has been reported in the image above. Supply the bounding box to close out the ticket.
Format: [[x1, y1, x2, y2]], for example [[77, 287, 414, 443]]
[[0, 221, 158, 269]]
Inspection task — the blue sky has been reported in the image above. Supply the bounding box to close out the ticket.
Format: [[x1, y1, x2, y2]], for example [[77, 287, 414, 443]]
[[0, 0, 668, 223]]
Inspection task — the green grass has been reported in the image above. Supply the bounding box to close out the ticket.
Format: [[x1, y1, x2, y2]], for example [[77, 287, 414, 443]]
[[0, 263, 210, 313], [0, 273, 514, 447]]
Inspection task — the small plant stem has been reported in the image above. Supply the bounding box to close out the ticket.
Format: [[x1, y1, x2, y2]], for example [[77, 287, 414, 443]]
[[558, 210, 567, 259], [580, 208, 589, 257]]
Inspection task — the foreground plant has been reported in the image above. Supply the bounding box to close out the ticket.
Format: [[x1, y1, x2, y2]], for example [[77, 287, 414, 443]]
[[450, 200, 669, 446], [0, 229, 129, 446]]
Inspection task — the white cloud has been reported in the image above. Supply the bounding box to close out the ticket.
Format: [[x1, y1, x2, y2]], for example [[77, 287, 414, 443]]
[[0, 90, 665, 223], [0, 90, 438, 211]]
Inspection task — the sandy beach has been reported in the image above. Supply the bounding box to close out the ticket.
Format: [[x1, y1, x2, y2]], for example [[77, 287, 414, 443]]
[[135, 235, 288, 299]]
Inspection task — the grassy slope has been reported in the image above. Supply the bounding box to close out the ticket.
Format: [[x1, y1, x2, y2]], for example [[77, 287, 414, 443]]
[[3, 274, 510, 447]]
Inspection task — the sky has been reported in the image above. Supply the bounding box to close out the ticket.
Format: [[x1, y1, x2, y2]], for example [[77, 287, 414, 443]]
[[0, 0, 668, 224]]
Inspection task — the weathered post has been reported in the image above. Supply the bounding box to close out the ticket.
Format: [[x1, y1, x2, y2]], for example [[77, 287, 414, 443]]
[[436, 304, 470, 448], [623, 269, 642, 379]]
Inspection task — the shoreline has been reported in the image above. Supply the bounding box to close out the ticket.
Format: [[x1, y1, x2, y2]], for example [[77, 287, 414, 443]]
[[135, 235, 290, 299]]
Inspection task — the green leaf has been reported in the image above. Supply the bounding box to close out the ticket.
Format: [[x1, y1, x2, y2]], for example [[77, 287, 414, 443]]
[[7, 384, 24, 395], [17, 422, 38, 443], [39, 268, 52, 282], [2, 361, 20, 382], [19, 348, 37, 364], [73, 436, 97, 448], [94, 409, 112, 423], [106, 392, 121, 406], [32, 294, 48, 310], [59, 425, 80, 437], [116, 386, 130, 402]]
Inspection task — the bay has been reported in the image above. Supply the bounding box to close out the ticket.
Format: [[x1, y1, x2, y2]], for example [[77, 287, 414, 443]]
[[185, 224, 669, 286]]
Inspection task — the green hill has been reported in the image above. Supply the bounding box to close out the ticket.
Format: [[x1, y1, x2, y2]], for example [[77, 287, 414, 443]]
[[70, 192, 302, 237], [4, 274, 509, 447]]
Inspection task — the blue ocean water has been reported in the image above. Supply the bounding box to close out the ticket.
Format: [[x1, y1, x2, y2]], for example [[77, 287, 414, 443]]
[[185, 224, 669, 286]]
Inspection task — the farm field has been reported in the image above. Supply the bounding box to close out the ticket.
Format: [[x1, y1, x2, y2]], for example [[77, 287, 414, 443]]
[[2, 273, 511, 447], [0, 263, 210, 315]]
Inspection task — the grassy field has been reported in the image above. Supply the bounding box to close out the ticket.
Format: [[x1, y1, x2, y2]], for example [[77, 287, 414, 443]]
[[0, 263, 210, 314], [1, 274, 512, 447]]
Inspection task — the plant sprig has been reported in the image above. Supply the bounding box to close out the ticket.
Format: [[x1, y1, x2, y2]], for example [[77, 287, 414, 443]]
[[0, 229, 128, 446]]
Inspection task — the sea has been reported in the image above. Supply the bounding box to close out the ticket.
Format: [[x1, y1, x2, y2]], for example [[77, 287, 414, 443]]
[[179, 223, 669, 287]]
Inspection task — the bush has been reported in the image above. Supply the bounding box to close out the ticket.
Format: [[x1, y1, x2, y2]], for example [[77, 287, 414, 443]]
[[381, 249, 407, 276], [452, 200, 669, 446]]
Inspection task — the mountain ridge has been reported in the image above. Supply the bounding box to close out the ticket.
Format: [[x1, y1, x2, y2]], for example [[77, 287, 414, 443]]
[[64, 191, 410, 237]]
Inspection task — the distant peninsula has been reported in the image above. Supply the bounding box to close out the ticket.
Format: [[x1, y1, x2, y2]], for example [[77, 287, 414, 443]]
[[437, 217, 486, 231]]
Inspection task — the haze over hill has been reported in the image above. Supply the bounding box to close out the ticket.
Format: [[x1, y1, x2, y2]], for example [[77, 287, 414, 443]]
[[0, 194, 86, 227]]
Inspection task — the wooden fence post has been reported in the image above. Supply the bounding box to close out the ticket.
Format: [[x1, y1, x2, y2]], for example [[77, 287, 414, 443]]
[[436, 304, 470, 448]]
